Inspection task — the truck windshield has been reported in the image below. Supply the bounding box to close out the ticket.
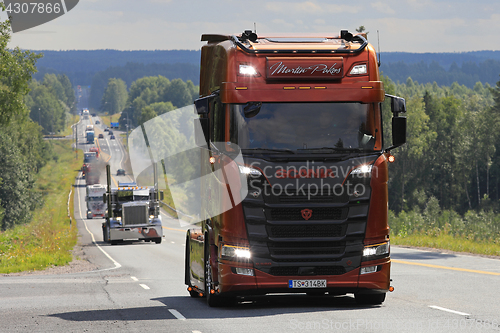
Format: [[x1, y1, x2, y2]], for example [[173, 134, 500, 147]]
[[229, 102, 377, 151]]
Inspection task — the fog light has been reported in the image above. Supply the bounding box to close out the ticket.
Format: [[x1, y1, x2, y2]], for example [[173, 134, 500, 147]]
[[360, 265, 378, 274], [235, 268, 254, 276]]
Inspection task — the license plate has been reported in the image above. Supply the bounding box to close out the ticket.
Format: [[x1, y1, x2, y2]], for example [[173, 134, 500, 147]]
[[288, 279, 327, 288]]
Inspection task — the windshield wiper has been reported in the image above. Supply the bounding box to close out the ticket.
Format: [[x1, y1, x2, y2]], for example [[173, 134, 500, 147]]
[[242, 148, 295, 154]]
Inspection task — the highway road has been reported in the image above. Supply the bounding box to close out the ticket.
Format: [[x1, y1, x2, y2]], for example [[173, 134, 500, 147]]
[[1, 118, 500, 332]]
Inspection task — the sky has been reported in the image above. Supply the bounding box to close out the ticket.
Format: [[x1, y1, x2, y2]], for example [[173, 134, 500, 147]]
[[3, 0, 500, 53]]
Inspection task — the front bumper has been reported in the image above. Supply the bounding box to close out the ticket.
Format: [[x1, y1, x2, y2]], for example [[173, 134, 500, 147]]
[[109, 225, 163, 240], [217, 257, 390, 295]]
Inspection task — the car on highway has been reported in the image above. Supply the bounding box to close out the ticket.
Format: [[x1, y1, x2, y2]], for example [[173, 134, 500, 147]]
[[108, 130, 114, 135], [110, 135, 115, 140], [116, 169, 126, 176], [95, 120, 100, 124], [98, 133, 104, 139], [104, 128, 109, 132]]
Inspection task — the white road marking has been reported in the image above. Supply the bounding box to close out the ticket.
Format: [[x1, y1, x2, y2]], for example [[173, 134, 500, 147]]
[[169, 309, 186, 320], [171, 241, 175, 244], [429, 305, 470, 316], [131, 276, 138, 281], [77, 172, 121, 271], [139, 284, 150, 290], [192, 331, 203, 333]]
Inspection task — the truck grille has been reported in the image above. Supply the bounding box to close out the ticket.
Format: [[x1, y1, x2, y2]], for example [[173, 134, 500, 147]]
[[268, 224, 344, 238], [123, 205, 148, 226], [265, 190, 348, 204]]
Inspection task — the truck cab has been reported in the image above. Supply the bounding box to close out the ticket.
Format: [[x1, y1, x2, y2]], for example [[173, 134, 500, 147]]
[[185, 30, 406, 306], [102, 167, 164, 245]]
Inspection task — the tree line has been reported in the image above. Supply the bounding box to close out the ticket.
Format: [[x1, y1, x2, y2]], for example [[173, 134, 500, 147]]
[[380, 59, 500, 89], [89, 62, 200, 111], [0, 9, 78, 230], [384, 74, 500, 239], [99, 75, 198, 129], [26, 73, 75, 135]]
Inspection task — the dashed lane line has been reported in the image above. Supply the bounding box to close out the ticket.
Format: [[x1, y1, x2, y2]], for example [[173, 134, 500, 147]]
[[169, 309, 186, 320], [429, 305, 470, 316]]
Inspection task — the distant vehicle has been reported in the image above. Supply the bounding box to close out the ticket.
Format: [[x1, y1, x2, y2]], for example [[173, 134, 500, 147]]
[[117, 169, 126, 176], [104, 128, 109, 132], [82, 109, 90, 120], [86, 184, 107, 219], [83, 151, 97, 163], [86, 131, 95, 144], [89, 146, 100, 159], [86, 125, 94, 132], [98, 133, 104, 139], [108, 130, 114, 135], [95, 120, 100, 124], [110, 135, 115, 140], [92, 113, 96, 117], [102, 165, 163, 245]]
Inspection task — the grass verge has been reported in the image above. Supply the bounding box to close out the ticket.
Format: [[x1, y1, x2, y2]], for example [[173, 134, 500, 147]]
[[0, 140, 81, 273], [392, 234, 500, 257]]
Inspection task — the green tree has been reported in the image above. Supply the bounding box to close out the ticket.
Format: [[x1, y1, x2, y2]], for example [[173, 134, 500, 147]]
[[0, 7, 41, 126], [57, 74, 76, 110], [29, 82, 66, 134], [100, 78, 128, 114]]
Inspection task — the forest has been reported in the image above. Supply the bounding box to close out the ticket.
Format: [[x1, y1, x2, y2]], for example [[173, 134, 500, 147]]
[[2, 11, 500, 243], [0, 19, 75, 230], [383, 76, 500, 240]]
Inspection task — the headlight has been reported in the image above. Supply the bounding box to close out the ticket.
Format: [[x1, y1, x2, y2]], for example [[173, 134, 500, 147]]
[[362, 241, 390, 261], [239, 64, 257, 76], [116, 217, 122, 221], [350, 64, 367, 75], [238, 165, 262, 177], [220, 244, 251, 260], [350, 164, 373, 175]]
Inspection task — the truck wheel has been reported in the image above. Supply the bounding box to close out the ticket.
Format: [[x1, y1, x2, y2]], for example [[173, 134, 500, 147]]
[[205, 244, 235, 307], [154, 237, 162, 244], [354, 292, 386, 305], [102, 224, 109, 243]]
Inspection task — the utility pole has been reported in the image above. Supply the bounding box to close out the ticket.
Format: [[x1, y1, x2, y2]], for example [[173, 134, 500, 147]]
[[75, 123, 78, 159]]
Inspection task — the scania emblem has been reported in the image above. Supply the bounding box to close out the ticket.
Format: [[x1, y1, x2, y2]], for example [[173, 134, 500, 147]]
[[301, 209, 312, 220]]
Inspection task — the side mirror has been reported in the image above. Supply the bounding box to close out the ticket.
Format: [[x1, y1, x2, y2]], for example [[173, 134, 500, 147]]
[[194, 93, 218, 115], [385, 94, 407, 152], [160, 191, 164, 201], [386, 94, 406, 115], [103, 194, 107, 203], [392, 116, 407, 148], [194, 97, 209, 115], [194, 118, 209, 147]]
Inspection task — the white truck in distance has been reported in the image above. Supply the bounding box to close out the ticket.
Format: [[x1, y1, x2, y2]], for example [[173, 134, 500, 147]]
[[86, 184, 107, 219]]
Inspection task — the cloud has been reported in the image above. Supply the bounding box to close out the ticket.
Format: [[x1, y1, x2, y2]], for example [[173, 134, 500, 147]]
[[265, 1, 361, 15], [371, 2, 396, 14]]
